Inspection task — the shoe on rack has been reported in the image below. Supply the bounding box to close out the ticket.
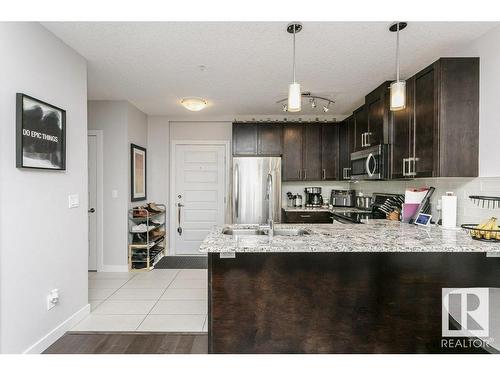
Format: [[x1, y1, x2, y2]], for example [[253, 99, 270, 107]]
[[132, 207, 148, 218], [147, 202, 165, 213], [151, 228, 166, 239], [132, 233, 149, 244]]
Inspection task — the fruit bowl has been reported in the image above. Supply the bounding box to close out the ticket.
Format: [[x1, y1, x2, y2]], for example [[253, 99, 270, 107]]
[[461, 223, 500, 242]]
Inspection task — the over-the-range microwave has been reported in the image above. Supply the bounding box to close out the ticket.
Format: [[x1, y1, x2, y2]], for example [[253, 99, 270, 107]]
[[350, 144, 389, 180]]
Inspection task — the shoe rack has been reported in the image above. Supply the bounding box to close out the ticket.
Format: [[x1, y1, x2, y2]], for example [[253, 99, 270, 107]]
[[128, 204, 166, 272]]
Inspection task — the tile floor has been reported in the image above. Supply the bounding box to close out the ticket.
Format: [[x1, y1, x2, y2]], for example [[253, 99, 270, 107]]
[[71, 269, 208, 332]]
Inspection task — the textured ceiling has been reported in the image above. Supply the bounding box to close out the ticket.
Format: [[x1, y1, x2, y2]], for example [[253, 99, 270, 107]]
[[42, 22, 498, 117]]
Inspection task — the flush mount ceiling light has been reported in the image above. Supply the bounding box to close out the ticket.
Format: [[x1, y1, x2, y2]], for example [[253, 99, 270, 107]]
[[180, 97, 208, 111], [389, 21, 407, 111]]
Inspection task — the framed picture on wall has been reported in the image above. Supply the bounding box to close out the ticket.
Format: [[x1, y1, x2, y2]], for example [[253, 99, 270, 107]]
[[16, 93, 66, 170], [131, 143, 147, 202]]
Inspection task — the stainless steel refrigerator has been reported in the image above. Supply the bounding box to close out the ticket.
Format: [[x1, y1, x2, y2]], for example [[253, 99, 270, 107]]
[[232, 157, 282, 224]]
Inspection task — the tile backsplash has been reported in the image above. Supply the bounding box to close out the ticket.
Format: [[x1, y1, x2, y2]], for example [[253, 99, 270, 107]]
[[283, 177, 500, 225], [353, 177, 500, 225]]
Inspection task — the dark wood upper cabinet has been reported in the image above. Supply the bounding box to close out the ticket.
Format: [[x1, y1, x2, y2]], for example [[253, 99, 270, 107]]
[[437, 58, 479, 177], [257, 123, 282, 155], [389, 57, 479, 178], [390, 78, 413, 179], [321, 124, 339, 180], [365, 81, 390, 147], [233, 122, 282, 156], [353, 105, 368, 151], [338, 117, 354, 180], [413, 65, 436, 177], [282, 124, 304, 181], [303, 124, 323, 181], [233, 123, 258, 155]]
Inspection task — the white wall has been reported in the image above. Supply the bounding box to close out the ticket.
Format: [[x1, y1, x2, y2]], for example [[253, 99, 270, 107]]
[[127, 103, 148, 208], [87, 101, 129, 269], [87, 100, 148, 270], [447, 25, 500, 177], [0, 23, 88, 353]]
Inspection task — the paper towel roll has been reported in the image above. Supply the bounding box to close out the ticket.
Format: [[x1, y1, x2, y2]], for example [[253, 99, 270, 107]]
[[442, 193, 457, 228]]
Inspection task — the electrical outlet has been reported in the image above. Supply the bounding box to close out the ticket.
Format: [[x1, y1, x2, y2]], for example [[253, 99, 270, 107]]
[[111, 189, 118, 198], [47, 289, 59, 310]]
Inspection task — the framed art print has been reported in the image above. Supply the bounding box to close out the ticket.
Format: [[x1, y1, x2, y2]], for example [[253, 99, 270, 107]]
[[16, 93, 66, 170], [131, 143, 147, 202]]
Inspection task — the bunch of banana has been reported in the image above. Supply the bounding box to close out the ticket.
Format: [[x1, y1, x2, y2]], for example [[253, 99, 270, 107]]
[[472, 217, 498, 240]]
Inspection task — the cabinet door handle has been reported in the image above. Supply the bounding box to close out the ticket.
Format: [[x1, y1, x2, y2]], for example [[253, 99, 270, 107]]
[[365, 132, 371, 147], [322, 169, 326, 180], [298, 169, 301, 180], [300, 215, 312, 218], [361, 133, 365, 147], [303, 169, 307, 180], [402, 158, 407, 176]]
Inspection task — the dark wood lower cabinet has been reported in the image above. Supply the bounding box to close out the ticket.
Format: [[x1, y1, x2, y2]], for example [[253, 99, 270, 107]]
[[208, 252, 500, 354], [282, 210, 332, 224]]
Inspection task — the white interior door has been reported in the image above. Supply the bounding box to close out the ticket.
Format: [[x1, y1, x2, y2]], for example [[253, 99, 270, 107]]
[[88, 135, 98, 270], [174, 144, 226, 255]]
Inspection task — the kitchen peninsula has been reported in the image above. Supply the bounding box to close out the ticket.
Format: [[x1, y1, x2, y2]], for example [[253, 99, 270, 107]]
[[201, 222, 500, 354]]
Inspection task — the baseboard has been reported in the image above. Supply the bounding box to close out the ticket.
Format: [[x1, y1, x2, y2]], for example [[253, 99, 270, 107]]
[[100, 264, 129, 272], [23, 304, 90, 354]]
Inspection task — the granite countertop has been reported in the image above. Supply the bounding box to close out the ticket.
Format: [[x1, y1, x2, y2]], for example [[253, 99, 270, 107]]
[[199, 221, 500, 253]]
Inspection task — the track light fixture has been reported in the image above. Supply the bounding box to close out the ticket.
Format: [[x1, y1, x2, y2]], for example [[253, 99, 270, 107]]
[[277, 92, 334, 113]]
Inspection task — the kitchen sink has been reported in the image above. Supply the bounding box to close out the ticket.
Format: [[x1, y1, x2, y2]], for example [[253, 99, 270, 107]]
[[221, 227, 309, 236], [221, 228, 267, 236], [273, 228, 309, 236]]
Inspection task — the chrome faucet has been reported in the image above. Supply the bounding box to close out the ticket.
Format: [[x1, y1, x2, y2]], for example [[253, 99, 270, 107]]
[[259, 173, 274, 239]]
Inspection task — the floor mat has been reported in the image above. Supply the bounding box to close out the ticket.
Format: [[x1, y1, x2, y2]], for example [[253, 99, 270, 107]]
[[155, 256, 207, 269]]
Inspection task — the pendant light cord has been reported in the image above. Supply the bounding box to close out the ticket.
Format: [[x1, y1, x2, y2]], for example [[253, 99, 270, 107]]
[[293, 25, 296, 83], [396, 22, 400, 82]]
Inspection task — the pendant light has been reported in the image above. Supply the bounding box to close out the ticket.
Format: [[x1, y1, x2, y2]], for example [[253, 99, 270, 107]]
[[389, 22, 407, 111], [287, 22, 302, 112]]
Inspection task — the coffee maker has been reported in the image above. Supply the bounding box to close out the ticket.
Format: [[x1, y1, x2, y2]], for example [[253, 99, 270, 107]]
[[304, 187, 323, 207]]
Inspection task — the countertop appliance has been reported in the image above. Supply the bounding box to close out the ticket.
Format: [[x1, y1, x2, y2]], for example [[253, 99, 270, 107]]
[[350, 144, 389, 180], [305, 187, 323, 207], [232, 157, 282, 224], [330, 189, 355, 207]]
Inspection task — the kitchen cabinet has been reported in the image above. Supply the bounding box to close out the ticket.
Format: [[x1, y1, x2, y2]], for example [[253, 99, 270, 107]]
[[233, 122, 282, 156], [282, 123, 338, 182], [390, 58, 479, 178], [233, 123, 258, 155], [321, 124, 339, 180], [282, 210, 332, 224], [365, 81, 390, 147], [257, 123, 282, 155], [338, 117, 354, 180], [282, 124, 304, 181], [353, 105, 368, 151], [303, 124, 322, 181]]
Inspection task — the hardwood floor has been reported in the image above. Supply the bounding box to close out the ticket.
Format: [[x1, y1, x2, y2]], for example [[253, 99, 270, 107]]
[[43, 333, 208, 354]]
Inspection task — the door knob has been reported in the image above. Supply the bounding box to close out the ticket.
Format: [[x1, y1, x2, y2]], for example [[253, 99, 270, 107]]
[[88, 208, 95, 213]]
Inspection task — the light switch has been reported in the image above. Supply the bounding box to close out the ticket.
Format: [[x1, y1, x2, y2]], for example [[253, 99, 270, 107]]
[[68, 194, 80, 208], [111, 189, 118, 198]]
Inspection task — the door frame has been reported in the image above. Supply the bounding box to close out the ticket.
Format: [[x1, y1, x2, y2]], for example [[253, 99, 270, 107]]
[[88, 130, 104, 271], [169, 140, 230, 256]]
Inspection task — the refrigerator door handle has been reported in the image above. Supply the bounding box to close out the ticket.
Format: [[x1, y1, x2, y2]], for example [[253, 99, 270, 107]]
[[234, 163, 239, 219]]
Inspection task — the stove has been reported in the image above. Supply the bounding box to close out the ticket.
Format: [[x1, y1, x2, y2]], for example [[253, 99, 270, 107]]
[[331, 210, 385, 224], [330, 193, 403, 224]]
